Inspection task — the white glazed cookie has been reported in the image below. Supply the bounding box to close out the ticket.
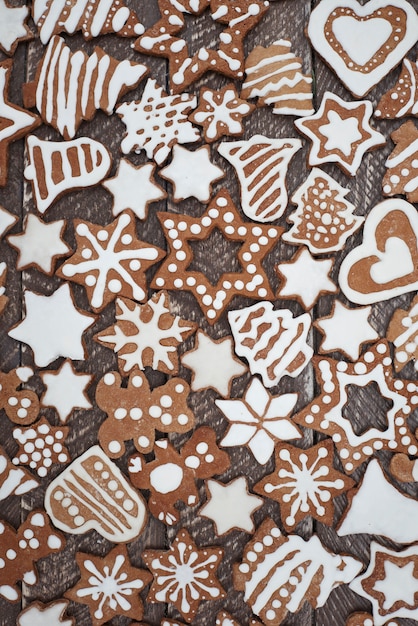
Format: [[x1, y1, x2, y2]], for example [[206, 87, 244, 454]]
[[0, 0, 32, 55]]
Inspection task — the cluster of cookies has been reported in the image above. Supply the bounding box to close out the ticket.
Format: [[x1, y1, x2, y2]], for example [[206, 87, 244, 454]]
[[1, 0, 418, 624]]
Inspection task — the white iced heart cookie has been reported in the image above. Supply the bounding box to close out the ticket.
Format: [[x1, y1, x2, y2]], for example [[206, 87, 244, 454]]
[[307, 0, 418, 97], [339, 198, 418, 304]]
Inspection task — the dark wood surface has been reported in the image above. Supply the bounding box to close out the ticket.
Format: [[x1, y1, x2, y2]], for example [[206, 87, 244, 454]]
[[1, 0, 418, 624]]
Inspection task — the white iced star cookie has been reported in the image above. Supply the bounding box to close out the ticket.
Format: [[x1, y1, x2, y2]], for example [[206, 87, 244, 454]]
[[216, 377, 301, 465], [159, 144, 224, 203], [17, 599, 74, 626], [7, 214, 70, 275], [314, 300, 379, 360], [276, 247, 337, 310], [8, 283, 96, 367], [0, 0, 32, 56], [199, 476, 263, 535], [102, 158, 166, 220], [0, 205, 17, 238], [40, 360, 93, 423], [181, 330, 247, 397]]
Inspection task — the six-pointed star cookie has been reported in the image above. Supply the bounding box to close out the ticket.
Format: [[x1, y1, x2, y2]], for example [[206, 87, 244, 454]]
[[7, 214, 70, 275], [315, 300, 379, 361], [276, 247, 337, 309], [8, 283, 96, 367], [199, 476, 263, 535], [40, 360, 93, 423], [181, 329, 247, 396], [159, 145, 224, 203], [294, 91, 385, 176], [293, 341, 418, 473], [102, 159, 166, 220], [152, 190, 281, 323], [0, 0, 32, 56], [135, 0, 269, 92], [254, 440, 354, 531], [143, 527, 225, 622]]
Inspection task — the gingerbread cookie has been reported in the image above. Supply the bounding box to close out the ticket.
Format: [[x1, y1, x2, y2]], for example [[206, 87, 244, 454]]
[[129, 427, 230, 525], [7, 213, 70, 274], [294, 91, 385, 176], [23, 35, 148, 139], [241, 39, 314, 116], [0, 366, 39, 425], [228, 301, 313, 387], [95, 291, 197, 375], [234, 517, 362, 625], [216, 377, 301, 465], [65, 545, 152, 625], [293, 341, 418, 473], [143, 527, 225, 622], [17, 600, 74, 626], [387, 294, 418, 372], [117, 78, 199, 165], [13, 417, 70, 478], [339, 198, 418, 305], [8, 283, 96, 368], [45, 445, 147, 542], [0, 60, 40, 187], [189, 84, 255, 143], [218, 135, 301, 222], [283, 167, 364, 254], [375, 56, 418, 118], [96, 369, 194, 457], [57, 211, 165, 312], [40, 360, 92, 423], [152, 191, 280, 323], [390, 452, 418, 482], [134, 0, 269, 92], [0, 444, 39, 500], [307, 0, 418, 98], [0, 0, 32, 55], [0, 261, 7, 315], [32, 0, 144, 43], [24, 135, 112, 214], [382, 120, 418, 202]]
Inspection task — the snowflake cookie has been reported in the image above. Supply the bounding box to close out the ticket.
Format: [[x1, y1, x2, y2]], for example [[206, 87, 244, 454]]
[[294, 91, 385, 176], [375, 56, 418, 119], [13, 417, 70, 478], [17, 600, 74, 626], [0, 366, 39, 425], [57, 211, 165, 312], [293, 341, 418, 473], [216, 377, 301, 465], [387, 294, 418, 372], [45, 445, 147, 543], [65, 545, 152, 625], [129, 427, 230, 525], [254, 440, 354, 531], [382, 120, 418, 203], [134, 0, 269, 92], [228, 301, 313, 387], [96, 369, 194, 457], [95, 290, 197, 375], [143, 528, 225, 622], [234, 517, 362, 625], [189, 84, 255, 143], [152, 191, 280, 323]]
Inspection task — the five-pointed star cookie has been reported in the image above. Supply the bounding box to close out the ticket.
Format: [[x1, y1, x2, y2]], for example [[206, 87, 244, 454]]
[[293, 341, 418, 473], [180, 329, 247, 396], [199, 476, 263, 535], [102, 159, 166, 220], [57, 211, 165, 312], [315, 300, 379, 361], [0, 0, 32, 56], [294, 91, 385, 176], [159, 145, 224, 203], [143, 528, 225, 622], [7, 214, 70, 275], [254, 440, 354, 531], [152, 190, 281, 323], [276, 247, 337, 309], [40, 360, 93, 423], [8, 283, 96, 367], [0, 60, 40, 186]]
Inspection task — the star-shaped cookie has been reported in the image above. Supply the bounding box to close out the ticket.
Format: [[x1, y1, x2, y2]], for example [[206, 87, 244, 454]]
[[0, 0, 32, 55], [152, 190, 281, 323], [40, 360, 93, 423], [294, 91, 385, 176], [180, 329, 247, 396]]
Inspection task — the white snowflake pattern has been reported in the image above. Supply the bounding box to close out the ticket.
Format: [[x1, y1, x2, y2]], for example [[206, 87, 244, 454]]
[[191, 86, 253, 141]]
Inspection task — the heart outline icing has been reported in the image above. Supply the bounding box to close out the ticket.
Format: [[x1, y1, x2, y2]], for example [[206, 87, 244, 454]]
[[307, 0, 418, 98], [339, 198, 418, 305]]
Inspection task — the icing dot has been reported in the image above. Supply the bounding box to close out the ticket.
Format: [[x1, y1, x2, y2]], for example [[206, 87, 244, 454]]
[[108, 440, 122, 454], [138, 436, 150, 448]]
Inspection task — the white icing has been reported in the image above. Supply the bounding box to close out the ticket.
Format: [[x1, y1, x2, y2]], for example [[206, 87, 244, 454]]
[[319, 110, 362, 157], [0, 447, 39, 500], [0, 205, 17, 238], [192, 87, 252, 140], [370, 236, 414, 283], [40, 360, 92, 422], [307, 0, 418, 97], [218, 135, 302, 222], [149, 463, 184, 493], [0, 0, 28, 53], [17, 600, 73, 626]]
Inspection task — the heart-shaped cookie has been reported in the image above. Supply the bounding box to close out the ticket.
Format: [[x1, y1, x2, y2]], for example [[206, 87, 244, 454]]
[[339, 199, 418, 304], [307, 0, 418, 97]]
